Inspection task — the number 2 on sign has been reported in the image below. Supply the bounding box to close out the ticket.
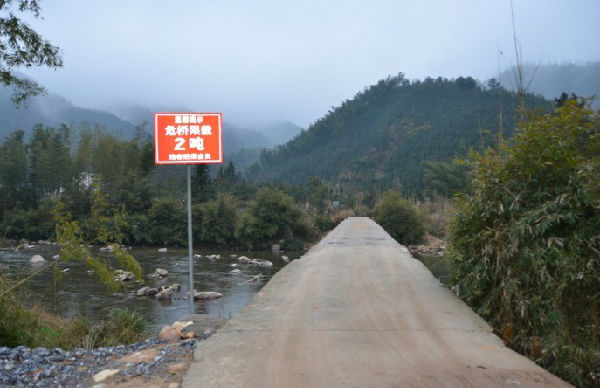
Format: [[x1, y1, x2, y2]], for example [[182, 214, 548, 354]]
[[175, 137, 185, 151]]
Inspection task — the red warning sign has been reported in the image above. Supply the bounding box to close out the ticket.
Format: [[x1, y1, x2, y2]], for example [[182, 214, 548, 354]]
[[154, 112, 223, 164]]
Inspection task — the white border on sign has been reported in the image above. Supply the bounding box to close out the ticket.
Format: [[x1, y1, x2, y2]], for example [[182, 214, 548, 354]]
[[154, 112, 224, 165]]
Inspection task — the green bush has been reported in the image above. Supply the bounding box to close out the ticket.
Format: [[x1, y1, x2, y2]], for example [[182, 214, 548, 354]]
[[449, 100, 600, 387], [199, 194, 238, 246], [374, 191, 425, 244], [148, 198, 186, 246], [236, 187, 304, 249]]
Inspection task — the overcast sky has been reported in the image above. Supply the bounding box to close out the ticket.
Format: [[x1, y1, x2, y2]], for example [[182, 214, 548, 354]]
[[21, 0, 600, 128]]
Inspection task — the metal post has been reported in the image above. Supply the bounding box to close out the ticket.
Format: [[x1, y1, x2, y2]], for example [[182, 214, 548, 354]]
[[187, 165, 194, 314]]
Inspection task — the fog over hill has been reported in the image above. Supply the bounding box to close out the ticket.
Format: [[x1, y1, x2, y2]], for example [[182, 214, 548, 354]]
[[497, 61, 600, 107], [0, 82, 302, 159]]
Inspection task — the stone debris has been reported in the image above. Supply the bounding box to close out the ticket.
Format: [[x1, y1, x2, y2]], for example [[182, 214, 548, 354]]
[[0, 336, 200, 388], [281, 255, 290, 263]]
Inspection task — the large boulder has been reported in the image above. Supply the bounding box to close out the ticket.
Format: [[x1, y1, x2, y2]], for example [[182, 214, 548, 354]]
[[29, 255, 45, 264]]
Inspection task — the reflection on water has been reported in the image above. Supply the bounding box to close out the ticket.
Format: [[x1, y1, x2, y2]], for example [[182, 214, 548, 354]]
[[0, 246, 297, 331]]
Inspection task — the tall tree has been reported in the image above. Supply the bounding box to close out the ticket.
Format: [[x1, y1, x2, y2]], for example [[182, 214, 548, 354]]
[[192, 164, 214, 203], [0, 0, 63, 103]]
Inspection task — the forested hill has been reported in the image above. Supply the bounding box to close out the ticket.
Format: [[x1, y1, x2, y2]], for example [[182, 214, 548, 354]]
[[246, 74, 551, 195]]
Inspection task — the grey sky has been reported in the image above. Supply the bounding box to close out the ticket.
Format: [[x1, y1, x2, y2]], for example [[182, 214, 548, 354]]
[[21, 0, 600, 128]]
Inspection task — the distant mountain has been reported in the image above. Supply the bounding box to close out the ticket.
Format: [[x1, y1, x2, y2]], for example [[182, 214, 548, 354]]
[[246, 74, 552, 195], [0, 85, 137, 139], [259, 120, 302, 146], [498, 61, 600, 107]]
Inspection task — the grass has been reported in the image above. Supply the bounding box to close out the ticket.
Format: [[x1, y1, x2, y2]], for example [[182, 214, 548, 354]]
[[0, 274, 147, 349]]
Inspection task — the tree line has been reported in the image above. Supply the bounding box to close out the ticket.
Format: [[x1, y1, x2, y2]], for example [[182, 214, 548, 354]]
[[0, 123, 344, 250]]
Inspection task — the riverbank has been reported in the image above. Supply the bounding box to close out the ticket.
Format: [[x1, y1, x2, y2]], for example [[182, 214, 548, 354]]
[[0, 314, 225, 388]]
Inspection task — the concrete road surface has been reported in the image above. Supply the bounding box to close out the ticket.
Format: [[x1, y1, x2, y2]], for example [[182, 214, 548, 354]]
[[183, 217, 570, 388]]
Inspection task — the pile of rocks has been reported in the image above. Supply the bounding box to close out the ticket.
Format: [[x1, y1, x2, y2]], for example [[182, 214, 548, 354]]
[[0, 314, 226, 388], [0, 337, 194, 388]]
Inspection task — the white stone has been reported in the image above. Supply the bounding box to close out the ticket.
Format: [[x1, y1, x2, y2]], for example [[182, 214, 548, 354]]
[[158, 247, 168, 253], [230, 269, 241, 274], [29, 255, 45, 264], [52, 254, 60, 260], [238, 256, 252, 264], [92, 369, 120, 383]]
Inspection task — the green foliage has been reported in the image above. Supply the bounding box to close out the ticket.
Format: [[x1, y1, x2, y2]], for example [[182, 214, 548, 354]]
[[374, 191, 425, 245], [148, 198, 186, 246], [54, 180, 144, 289], [0, 273, 146, 348], [199, 193, 238, 246], [449, 100, 600, 387], [236, 187, 304, 249], [250, 74, 550, 196], [0, 0, 63, 103], [422, 160, 469, 197]]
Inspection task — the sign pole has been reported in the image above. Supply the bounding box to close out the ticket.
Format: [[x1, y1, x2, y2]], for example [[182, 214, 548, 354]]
[[154, 112, 223, 316], [187, 165, 194, 314]]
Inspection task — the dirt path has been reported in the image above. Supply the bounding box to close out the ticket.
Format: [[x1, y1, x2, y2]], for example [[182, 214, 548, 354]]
[[182, 217, 571, 388]]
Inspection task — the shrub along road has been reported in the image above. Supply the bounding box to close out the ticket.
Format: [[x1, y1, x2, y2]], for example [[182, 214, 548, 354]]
[[183, 217, 570, 388]]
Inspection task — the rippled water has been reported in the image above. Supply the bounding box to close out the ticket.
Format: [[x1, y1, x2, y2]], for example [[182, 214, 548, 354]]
[[0, 246, 298, 332]]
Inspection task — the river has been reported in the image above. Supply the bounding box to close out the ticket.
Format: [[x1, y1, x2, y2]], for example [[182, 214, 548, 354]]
[[0, 245, 299, 332]]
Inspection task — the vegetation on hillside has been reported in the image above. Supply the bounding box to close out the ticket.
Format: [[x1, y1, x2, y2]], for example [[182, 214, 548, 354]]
[[448, 100, 600, 387], [248, 73, 550, 196]]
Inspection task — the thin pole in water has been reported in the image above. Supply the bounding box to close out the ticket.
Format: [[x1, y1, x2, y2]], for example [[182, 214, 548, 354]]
[[187, 165, 194, 314]]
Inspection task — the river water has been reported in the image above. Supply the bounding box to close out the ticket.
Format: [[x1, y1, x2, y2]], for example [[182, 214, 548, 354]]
[[0, 246, 298, 332]]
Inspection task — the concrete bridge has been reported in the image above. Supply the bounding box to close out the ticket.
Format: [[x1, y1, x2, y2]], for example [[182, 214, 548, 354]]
[[183, 217, 570, 388]]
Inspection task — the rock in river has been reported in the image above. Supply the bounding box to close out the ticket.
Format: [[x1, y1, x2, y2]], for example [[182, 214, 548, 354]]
[[158, 247, 168, 253], [156, 289, 173, 301], [29, 255, 45, 264], [148, 268, 169, 279], [193, 291, 223, 300], [237, 256, 252, 264]]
